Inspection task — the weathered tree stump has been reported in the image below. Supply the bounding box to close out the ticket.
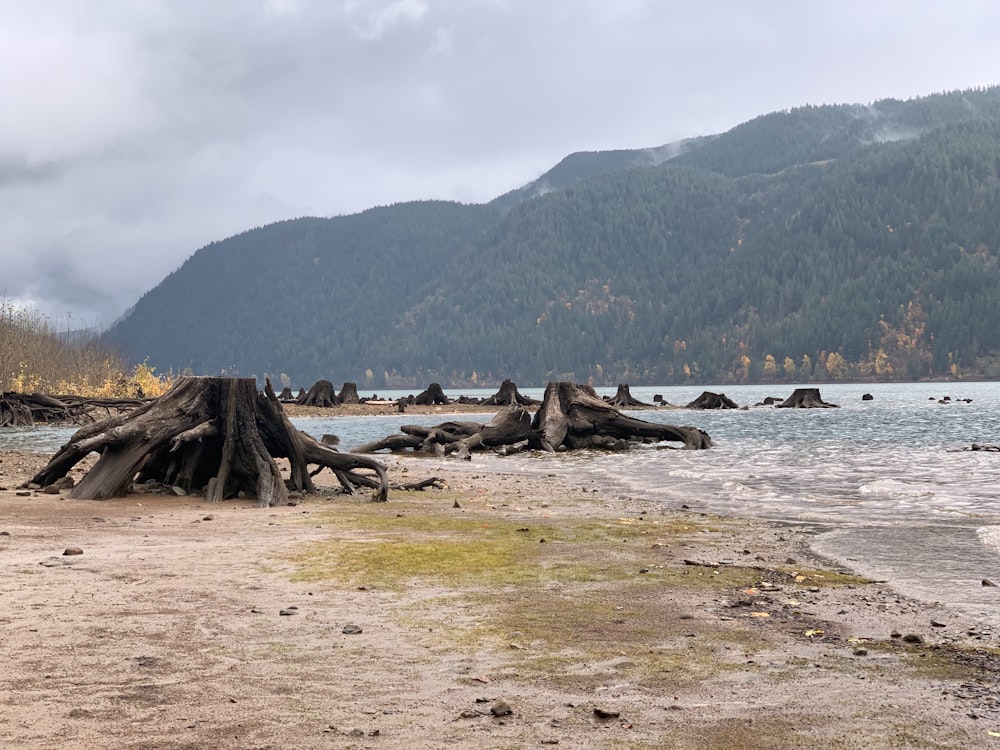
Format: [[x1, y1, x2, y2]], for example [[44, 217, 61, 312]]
[[531, 382, 712, 451], [28, 377, 389, 504], [277, 386, 295, 402], [605, 384, 651, 408], [686, 391, 739, 409], [297, 379, 340, 407], [338, 382, 361, 404], [776, 388, 838, 408], [414, 383, 449, 405], [481, 379, 540, 406]]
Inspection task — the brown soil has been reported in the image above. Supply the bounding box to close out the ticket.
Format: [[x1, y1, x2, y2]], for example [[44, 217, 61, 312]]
[[2, 449, 999, 749]]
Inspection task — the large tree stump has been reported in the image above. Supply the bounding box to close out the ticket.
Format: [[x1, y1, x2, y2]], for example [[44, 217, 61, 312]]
[[776, 388, 838, 408], [480, 379, 540, 406], [414, 382, 449, 405], [686, 391, 739, 409], [531, 382, 712, 451], [297, 379, 340, 407], [605, 384, 651, 408], [29, 377, 389, 504]]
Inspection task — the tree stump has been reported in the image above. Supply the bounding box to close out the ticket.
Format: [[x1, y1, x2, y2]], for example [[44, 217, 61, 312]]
[[776, 388, 838, 408], [481, 379, 540, 406], [28, 377, 389, 504], [338, 382, 361, 404], [277, 386, 295, 402], [686, 391, 739, 409], [297, 379, 340, 407], [605, 384, 651, 408], [414, 383, 449, 405], [531, 382, 712, 451]]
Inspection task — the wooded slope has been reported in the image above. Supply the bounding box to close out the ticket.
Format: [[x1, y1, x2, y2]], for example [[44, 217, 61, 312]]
[[106, 86, 1000, 386]]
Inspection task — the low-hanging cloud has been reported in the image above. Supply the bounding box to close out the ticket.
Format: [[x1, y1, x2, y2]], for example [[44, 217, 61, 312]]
[[1, 0, 998, 326]]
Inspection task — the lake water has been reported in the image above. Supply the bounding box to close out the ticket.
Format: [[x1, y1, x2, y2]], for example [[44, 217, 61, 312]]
[[7, 382, 1000, 623]]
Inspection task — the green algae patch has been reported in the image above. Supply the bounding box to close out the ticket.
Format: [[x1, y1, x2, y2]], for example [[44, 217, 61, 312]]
[[288, 512, 563, 587]]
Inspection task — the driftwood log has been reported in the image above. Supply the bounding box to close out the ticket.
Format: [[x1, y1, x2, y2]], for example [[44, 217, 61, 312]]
[[353, 407, 532, 457], [686, 391, 739, 409], [776, 388, 838, 408], [0, 392, 146, 427], [28, 377, 389, 504], [605, 384, 651, 408], [414, 383, 449, 405], [480, 379, 540, 406], [297, 379, 340, 407], [353, 381, 711, 455]]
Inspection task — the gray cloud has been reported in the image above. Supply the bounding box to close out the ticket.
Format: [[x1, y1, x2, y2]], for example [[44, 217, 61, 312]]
[[1, 0, 998, 325]]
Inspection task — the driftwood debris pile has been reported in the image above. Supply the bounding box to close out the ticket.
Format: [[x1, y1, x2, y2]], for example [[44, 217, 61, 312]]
[[353, 381, 711, 456], [28, 376, 389, 505], [0, 392, 146, 427]]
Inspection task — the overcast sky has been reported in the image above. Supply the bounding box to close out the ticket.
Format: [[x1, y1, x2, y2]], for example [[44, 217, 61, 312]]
[[2, 0, 998, 327]]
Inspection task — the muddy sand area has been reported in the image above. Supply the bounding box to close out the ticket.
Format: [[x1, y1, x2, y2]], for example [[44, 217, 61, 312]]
[[2, 449, 1000, 748]]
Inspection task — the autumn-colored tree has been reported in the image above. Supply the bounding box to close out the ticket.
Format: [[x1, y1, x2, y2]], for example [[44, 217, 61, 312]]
[[826, 351, 848, 379], [783, 356, 797, 379]]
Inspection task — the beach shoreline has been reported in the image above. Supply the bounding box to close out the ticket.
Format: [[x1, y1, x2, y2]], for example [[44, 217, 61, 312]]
[[2, 448, 999, 748]]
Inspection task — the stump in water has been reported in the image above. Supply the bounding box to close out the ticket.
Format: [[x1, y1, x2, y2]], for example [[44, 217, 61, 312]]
[[277, 386, 295, 402], [605, 384, 651, 408], [338, 382, 361, 405], [414, 383, 449, 405], [686, 391, 739, 409], [481, 379, 540, 406], [29, 377, 389, 505], [297, 379, 340, 407], [776, 388, 838, 408], [531, 382, 712, 451]]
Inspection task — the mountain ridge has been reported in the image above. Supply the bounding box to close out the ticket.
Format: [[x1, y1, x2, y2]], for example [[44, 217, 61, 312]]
[[106, 85, 1000, 388]]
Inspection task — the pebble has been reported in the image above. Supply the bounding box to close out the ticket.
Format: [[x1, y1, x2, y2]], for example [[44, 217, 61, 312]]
[[490, 700, 513, 717], [63, 547, 83, 556], [342, 623, 363, 634]]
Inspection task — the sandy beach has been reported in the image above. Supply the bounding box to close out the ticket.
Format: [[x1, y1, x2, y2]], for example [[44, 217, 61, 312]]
[[2, 444, 1000, 749]]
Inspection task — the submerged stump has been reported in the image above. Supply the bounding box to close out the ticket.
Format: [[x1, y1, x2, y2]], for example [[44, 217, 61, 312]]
[[29, 376, 388, 505], [776, 388, 838, 409]]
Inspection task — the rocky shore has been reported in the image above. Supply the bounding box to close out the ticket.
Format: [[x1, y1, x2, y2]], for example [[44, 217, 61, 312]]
[[2, 448, 1000, 748]]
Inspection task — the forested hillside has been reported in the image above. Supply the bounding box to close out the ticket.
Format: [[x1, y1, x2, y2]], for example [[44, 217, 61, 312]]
[[107, 86, 1000, 387]]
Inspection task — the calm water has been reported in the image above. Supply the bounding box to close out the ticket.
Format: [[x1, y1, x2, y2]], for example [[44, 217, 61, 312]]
[[7, 382, 1000, 622]]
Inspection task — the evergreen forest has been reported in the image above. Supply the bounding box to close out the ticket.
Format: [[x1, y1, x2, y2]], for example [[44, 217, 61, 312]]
[[106, 86, 1000, 388]]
